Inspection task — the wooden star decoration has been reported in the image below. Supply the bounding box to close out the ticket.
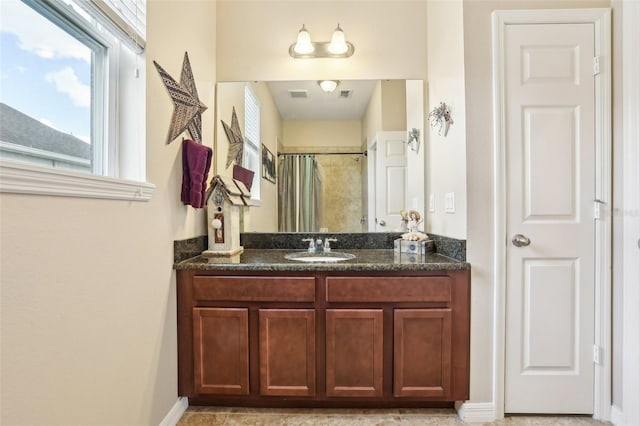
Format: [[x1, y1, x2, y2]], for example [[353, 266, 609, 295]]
[[221, 107, 245, 169], [153, 52, 207, 144]]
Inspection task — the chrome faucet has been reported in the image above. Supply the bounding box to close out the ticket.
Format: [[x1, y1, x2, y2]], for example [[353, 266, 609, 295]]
[[302, 237, 338, 253], [323, 238, 337, 252], [301, 238, 316, 252]]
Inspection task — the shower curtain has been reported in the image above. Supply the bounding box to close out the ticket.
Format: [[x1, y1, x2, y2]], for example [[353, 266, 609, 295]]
[[278, 154, 322, 232]]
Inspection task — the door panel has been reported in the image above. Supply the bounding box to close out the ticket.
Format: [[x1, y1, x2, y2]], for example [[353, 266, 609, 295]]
[[394, 309, 452, 398], [504, 23, 595, 413], [193, 308, 249, 395], [374, 131, 407, 231], [523, 106, 578, 220], [325, 309, 383, 397], [522, 259, 578, 372], [259, 309, 316, 396]]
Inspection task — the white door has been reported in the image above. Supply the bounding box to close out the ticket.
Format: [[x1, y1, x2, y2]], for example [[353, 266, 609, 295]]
[[372, 131, 407, 232], [504, 23, 596, 413]]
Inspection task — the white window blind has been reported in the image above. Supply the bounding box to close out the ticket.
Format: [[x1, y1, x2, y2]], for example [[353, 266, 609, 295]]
[[244, 85, 261, 201], [71, 0, 146, 51], [244, 86, 260, 147]]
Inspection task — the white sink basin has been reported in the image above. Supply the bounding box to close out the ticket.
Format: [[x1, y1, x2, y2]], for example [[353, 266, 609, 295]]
[[284, 251, 356, 262]]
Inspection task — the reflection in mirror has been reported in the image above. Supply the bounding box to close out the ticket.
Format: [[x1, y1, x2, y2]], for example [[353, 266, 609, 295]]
[[215, 80, 423, 233]]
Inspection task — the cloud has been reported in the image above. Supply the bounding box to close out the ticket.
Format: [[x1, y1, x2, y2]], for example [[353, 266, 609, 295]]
[[45, 67, 90, 108], [1, 1, 91, 63]]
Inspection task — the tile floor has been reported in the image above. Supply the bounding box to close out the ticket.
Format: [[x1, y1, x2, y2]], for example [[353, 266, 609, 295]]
[[177, 407, 610, 425]]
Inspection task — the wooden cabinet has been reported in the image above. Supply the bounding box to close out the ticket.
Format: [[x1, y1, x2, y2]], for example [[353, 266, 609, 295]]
[[394, 309, 452, 397], [259, 309, 316, 396], [177, 269, 470, 406], [192, 308, 249, 395], [326, 309, 383, 397]]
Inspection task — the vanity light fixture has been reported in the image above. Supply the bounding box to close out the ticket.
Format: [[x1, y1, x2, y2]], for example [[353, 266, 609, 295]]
[[289, 23, 355, 59], [293, 24, 314, 55], [318, 80, 339, 93], [328, 24, 349, 54]]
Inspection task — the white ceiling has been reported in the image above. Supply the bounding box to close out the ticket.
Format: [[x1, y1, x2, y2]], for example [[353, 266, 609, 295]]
[[267, 80, 377, 121]]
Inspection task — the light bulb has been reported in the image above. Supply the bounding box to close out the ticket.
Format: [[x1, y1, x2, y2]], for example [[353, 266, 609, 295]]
[[319, 80, 339, 93], [328, 24, 348, 55], [294, 24, 314, 55]]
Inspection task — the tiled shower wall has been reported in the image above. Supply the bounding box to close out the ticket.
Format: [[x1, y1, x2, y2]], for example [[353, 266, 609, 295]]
[[316, 154, 365, 232]]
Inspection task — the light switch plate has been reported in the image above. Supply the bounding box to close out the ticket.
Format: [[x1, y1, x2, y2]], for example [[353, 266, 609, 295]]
[[429, 194, 435, 212], [445, 192, 455, 213]]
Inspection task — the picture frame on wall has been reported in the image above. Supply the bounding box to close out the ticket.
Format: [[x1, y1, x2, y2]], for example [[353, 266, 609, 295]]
[[262, 144, 276, 183]]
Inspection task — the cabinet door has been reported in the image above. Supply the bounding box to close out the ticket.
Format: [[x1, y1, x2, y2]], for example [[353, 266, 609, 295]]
[[193, 308, 249, 395], [394, 309, 452, 397], [326, 309, 383, 397], [259, 309, 316, 396]]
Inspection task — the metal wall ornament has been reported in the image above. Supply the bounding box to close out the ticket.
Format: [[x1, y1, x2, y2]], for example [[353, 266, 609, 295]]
[[153, 52, 207, 144], [407, 128, 421, 153], [220, 107, 245, 169], [428, 102, 454, 137]]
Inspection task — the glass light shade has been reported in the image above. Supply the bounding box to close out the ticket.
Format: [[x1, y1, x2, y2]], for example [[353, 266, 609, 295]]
[[328, 24, 348, 55], [319, 80, 339, 93], [294, 25, 314, 55]]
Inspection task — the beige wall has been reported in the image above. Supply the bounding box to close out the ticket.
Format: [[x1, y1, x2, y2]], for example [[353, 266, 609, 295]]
[[381, 80, 407, 131], [215, 81, 281, 232], [462, 0, 610, 404], [362, 81, 383, 148], [0, 1, 217, 424], [426, 0, 467, 240], [216, 1, 428, 82], [282, 120, 362, 152], [406, 79, 427, 230]]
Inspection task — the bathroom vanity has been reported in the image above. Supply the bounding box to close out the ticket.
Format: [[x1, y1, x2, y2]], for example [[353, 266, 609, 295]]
[[175, 238, 470, 407]]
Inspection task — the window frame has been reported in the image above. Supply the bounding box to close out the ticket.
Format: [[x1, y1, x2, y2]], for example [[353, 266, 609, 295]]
[[0, 0, 153, 201], [244, 84, 261, 203]]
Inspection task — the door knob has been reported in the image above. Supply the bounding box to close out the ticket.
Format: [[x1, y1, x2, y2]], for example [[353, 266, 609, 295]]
[[379, 220, 386, 227], [512, 234, 531, 247]]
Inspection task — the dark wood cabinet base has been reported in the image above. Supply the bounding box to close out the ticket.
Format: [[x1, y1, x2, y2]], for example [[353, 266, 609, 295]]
[[177, 270, 470, 406]]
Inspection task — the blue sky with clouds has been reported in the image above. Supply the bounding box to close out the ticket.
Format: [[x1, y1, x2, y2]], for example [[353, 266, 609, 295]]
[[0, 0, 91, 143]]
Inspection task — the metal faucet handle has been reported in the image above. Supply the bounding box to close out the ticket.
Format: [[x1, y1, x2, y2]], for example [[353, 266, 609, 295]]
[[301, 238, 316, 251], [323, 238, 338, 252]]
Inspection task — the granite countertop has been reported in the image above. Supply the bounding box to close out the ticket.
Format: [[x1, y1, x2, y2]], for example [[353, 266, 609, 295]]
[[174, 249, 469, 272]]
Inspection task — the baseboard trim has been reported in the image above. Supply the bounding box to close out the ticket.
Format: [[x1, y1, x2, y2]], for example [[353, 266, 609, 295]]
[[455, 401, 497, 423], [159, 397, 188, 426], [610, 405, 623, 426]]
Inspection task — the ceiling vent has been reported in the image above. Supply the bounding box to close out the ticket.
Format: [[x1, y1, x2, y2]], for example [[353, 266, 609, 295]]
[[339, 89, 352, 98], [288, 90, 308, 99]]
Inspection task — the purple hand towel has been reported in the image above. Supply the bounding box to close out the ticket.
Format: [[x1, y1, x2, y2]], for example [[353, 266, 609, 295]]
[[181, 139, 212, 208], [233, 164, 255, 190]]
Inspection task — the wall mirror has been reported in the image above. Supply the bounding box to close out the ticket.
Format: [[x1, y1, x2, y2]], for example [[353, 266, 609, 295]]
[[215, 79, 424, 234]]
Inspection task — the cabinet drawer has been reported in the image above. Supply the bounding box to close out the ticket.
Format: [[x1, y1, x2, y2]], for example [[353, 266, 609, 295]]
[[193, 276, 315, 302], [326, 276, 451, 303]]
